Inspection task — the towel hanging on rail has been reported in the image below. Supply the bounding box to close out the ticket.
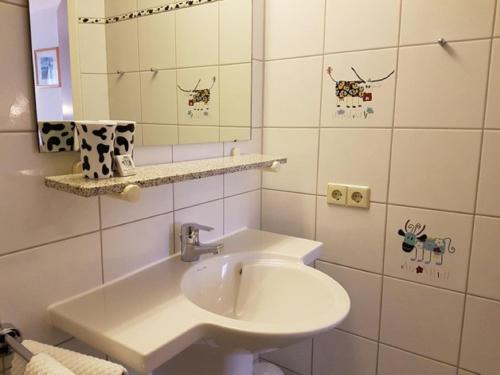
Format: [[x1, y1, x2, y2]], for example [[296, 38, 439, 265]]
[[10, 340, 127, 375], [21, 352, 76, 375]]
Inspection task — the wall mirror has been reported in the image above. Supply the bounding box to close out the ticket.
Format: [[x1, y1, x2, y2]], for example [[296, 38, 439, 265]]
[[29, 0, 260, 152]]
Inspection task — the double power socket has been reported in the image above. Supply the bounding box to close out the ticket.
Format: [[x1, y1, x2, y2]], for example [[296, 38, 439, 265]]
[[327, 183, 371, 209]]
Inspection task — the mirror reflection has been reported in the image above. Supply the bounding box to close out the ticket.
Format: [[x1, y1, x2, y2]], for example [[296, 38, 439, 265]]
[[29, 0, 255, 151]]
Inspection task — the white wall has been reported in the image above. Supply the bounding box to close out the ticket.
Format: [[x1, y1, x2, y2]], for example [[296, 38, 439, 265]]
[[260, 1, 500, 375], [0, 1, 262, 374]]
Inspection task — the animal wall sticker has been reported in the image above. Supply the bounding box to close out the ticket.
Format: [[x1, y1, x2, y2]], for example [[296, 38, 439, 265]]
[[178, 76, 216, 119], [326, 66, 394, 119], [397, 220, 456, 266]]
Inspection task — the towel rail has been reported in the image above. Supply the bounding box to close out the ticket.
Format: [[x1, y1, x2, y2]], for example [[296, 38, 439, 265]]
[[0, 323, 34, 362]]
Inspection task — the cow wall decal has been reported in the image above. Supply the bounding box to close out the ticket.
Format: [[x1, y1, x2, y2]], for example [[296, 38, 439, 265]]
[[177, 76, 216, 119], [397, 220, 456, 266], [326, 66, 394, 119]]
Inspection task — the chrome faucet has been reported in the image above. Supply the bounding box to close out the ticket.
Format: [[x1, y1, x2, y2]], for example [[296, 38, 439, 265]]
[[179, 223, 223, 262]]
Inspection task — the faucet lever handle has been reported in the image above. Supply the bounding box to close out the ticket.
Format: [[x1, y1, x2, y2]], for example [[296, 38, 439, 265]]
[[181, 223, 214, 235]]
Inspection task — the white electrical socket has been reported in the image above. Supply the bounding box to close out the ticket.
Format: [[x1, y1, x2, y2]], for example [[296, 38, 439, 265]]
[[327, 183, 347, 206], [347, 185, 370, 208]]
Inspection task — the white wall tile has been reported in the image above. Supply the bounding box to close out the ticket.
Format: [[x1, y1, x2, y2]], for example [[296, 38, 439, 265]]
[[263, 128, 319, 194], [224, 190, 261, 234], [140, 70, 178, 125], [264, 56, 323, 127], [378, 345, 457, 375], [265, 0, 325, 60], [142, 124, 178, 146], [134, 145, 173, 166], [174, 199, 224, 252], [176, 2, 219, 67], [485, 39, 500, 128], [138, 12, 176, 71], [77, 24, 108, 73], [108, 72, 142, 122], [476, 131, 500, 216], [316, 261, 382, 340], [105, 0, 137, 16], [400, 0, 496, 45], [496, 5, 500, 36], [262, 340, 312, 375], [173, 142, 223, 162], [0, 233, 102, 343], [138, 0, 175, 9], [321, 49, 397, 128], [325, 0, 400, 53], [102, 213, 174, 281], [100, 185, 174, 228], [317, 128, 392, 201], [313, 330, 378, 375], [389, 130, 482, 213], [220, 0, 252, 64], [0, 133, 99, 255], [460, 296, 500, 374], [252, 0, 264, 60], [395, 41, 490, 128], [468, 216, 500, 300], [80, 74, 110, 120], [0, 3, 35, 132], [380, 277, 464, 364], [220, 63, 252, 127], [106, 20, 139, 73], [385, 205, 473, 292], [76, 0, 105, 17], [458, 370, 477, 375], [224, 170, 261, 196], [262, 190, 316, 240], [316, 198, 386, 273], [174, 175, 224, 210], [252, 60, 264, 128]]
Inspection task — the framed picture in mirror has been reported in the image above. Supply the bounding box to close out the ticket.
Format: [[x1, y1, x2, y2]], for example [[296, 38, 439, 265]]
[[34, 47, 61, 87]]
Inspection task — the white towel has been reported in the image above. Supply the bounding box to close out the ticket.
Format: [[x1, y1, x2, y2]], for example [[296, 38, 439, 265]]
[[23, 353, 76, 375], [11, 340, 127, 375]]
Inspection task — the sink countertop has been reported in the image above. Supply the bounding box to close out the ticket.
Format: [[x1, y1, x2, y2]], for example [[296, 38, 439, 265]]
[[48, 229, 323, 374]]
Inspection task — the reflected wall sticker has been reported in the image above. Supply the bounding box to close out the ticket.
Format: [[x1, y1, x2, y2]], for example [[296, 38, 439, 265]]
[[326, 66, 394, 120], [178, 76, 216, 119]]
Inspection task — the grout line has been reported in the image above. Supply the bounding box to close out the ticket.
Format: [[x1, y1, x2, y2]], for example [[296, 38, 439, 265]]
[[456, 2, 499, 368], [262, 36, 494, 63], [259, 126, 492, 130], [375, 0, 404, 371], [97, 197, 105, 284], [0, 230, 101, 259], [310, 1, 330, 369], [335, 326, 468, 370], [261, 359, 301, 375]]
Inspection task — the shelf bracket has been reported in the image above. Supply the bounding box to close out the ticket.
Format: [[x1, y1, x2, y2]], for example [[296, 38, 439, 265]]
[[110, 184, 141, 203]]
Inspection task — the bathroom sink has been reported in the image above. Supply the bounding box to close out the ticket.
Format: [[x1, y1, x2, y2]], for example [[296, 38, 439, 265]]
[[48, 229, 350, 374], [181, 252, 350, 351]]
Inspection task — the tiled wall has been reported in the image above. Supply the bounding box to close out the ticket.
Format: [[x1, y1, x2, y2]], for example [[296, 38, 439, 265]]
[[0, 0, 263, 373], [261, 0, 500, 374]]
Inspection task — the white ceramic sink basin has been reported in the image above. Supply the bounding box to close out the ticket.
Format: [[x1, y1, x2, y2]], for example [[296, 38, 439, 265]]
[[48, 230, 350, 374]]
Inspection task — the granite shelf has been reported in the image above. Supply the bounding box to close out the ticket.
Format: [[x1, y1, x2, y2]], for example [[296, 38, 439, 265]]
[[45, 154, 287, 198]]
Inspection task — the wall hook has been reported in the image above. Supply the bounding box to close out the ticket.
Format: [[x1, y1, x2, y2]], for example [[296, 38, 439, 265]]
[[150, 67, 159, 73], [116, 70, 125, 76], [437, 38, 447, 47]]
